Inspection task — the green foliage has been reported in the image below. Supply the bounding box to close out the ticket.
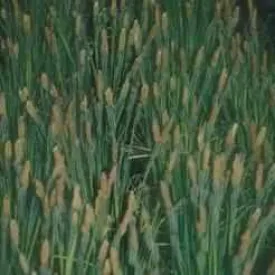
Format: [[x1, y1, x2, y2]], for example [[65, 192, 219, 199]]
[[0, 0, 275, 274]]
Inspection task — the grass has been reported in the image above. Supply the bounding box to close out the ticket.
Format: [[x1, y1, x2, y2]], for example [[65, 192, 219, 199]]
[[1, 0, 275, 274]]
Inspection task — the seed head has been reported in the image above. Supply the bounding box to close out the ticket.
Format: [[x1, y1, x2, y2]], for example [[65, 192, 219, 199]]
[[187, 155, 197, 185], [19, 253, 30, 274], [255, 163, 264, 192], [133, 20, 142, 53], [197, 124, 205, 152], [173, 124, 181, 146], [103, 258, 112, 275], [40, 239, 50, 267], [110, 247, 121, 275], [211, 46, 222, 67], [23, 13, 31, 35], [140, 83, 149, 104], [98, 239, 110, 266], [161, 12, 168, 35], [18, 116, 26, 138], [231, 153, 245, 187], [72, 184, 82, 211], [255, 126, 267, 148], [225, 123, 238, 147], [10, 219, 19, 247], [75, 14, 83, 37], [4, 140, 12, 160], [129, 217, 139, 252], [105, 87, 114, 106], [0, 92, 6, 116], [203, 143, 211, 170], [40, 73, 50, 90], [160, 181, 173, 212], [194, 46, 205, 70], [101, 29, 109, 55], [19, 88, 29, 102], [2, 196, 10, 218], [118, 28, 126, 52], [213, 153, 227, 189], [217, 68, 228, 93], [35, 179, 45, 200], [26, 100, 41, 124], [20, 160, 31, 189], [81, 204, 95, 233], [152, 119, 162, 144]]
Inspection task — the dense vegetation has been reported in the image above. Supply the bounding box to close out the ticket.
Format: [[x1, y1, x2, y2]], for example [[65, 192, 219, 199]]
[[1, 0, 275, 274]]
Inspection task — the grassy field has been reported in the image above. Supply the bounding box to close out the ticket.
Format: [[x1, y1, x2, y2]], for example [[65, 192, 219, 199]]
[[1, 0, 275, 274]]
